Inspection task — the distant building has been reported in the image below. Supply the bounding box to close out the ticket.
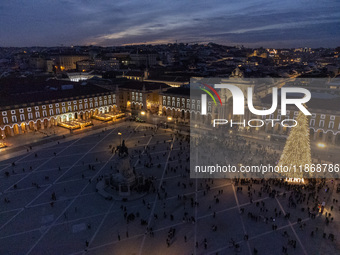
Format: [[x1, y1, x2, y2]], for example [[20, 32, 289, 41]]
[[57, 55, 89, 71]]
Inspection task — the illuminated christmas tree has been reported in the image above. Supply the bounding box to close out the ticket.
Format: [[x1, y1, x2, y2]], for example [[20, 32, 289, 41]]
[[278, 110, 312, 182]]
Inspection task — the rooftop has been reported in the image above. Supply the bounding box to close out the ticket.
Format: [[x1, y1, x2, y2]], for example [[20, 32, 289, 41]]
[[0, 76, 111, 108]]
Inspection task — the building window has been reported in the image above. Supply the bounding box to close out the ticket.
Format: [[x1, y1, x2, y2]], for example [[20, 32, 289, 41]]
[[36, 112, 40, 118], [12, 116, 17, 123], [192, 104, 195, 110], [330, 115, 335, 121], [62, 107, 66, 113], [197, 105, 200, 111], [28, 113, 33, 120], [62, 102, 65, 106], [329, 121, 334, 129], [49, 109, 54, 116], [172, 101, 175, 107], [11, 110, 16, 114], [27, 108, 32, 112], [319, 120, 324, 128], [3, 117, 8, 124], [321, 114, 325, 119], [90, 103, 93, 108], [163, 100, 166, 105], [79, 104, 83, 110], [55, 104, 59, 107], [2, 111, 7, 116], [56, 108, 60, 114], [74, 105, 77, 111], [42, 105, 46, 109], [177, 102, 180, 107], [95, 102, 98, 107], [43, 110, 47, 117], [104, 100, 107, 105], [49, 104, 53, 108], [68, 102, 71, 105], [73, 101, 77, 104], [99, 101, 102, 106], [85, 103, 88, 109], [19, 109, 24, 113], [68, 106, 72, 112], [310, 119, 315, 126]]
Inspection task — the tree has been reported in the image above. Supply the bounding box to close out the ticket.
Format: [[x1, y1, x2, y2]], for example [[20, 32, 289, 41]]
[[278, 110, 312, 181]]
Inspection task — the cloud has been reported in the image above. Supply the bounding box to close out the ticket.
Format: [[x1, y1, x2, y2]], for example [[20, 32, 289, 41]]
[[0, 0, 339, 47]]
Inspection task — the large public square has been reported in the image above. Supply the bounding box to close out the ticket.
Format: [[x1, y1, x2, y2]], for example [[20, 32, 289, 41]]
[[0, 121, 340, 255]]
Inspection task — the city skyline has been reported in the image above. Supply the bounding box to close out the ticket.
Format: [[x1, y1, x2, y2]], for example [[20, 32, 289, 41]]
[[0, 0, 339, 48]]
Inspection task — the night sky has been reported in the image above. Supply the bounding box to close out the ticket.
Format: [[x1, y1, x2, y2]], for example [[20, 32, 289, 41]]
[[0, 0, 339, 47]]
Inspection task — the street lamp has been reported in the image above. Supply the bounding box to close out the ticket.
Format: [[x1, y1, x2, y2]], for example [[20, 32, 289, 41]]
[[317, 142, 326, 148], [118, 132, 122, 146], [167, 117, 172, 121], [141, 111, 146, 116]]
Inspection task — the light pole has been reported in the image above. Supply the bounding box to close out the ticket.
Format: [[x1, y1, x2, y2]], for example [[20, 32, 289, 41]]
[[118, 132, 122, 146]]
